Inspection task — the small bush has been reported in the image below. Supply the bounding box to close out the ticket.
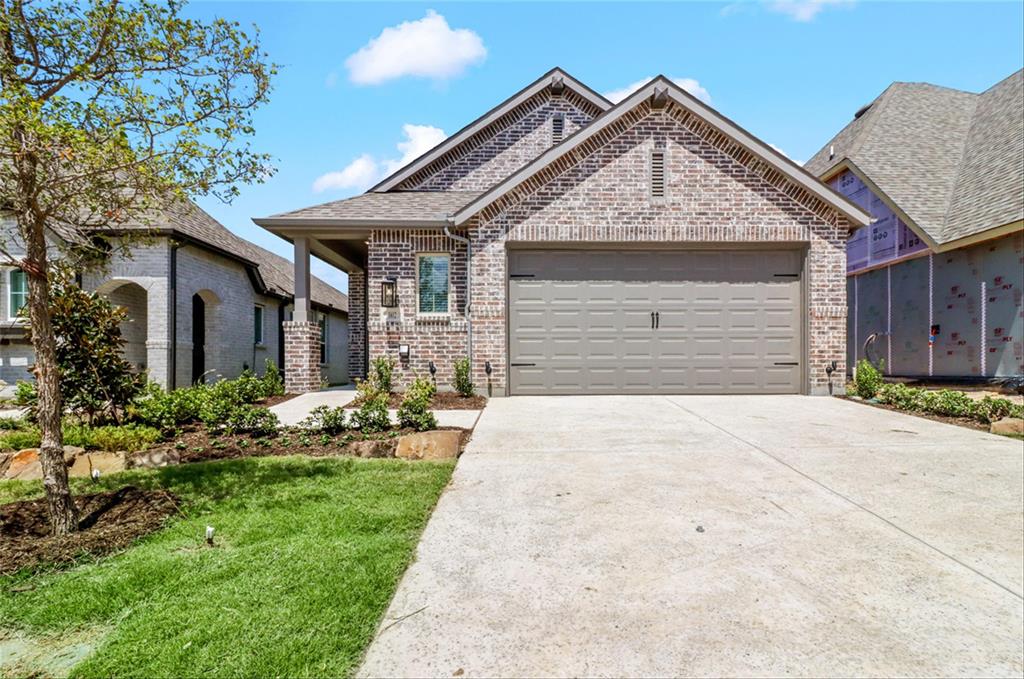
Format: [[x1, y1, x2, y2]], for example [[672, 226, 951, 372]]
[[222, 405, 279, 437], [853, 359, 884, 399], [398, 376, 438, 432], [63, 423, 163, 452], [300, 405, 347, 435], [370, 356, 396, 394], [928, 389, 976, 418], [262, 359, 285, 397], [130, 383, 203, 431], [350, 380, 390, 433], [877, 383, 923, 410], [0, 416, 29, 431], [453, 357, 474, 397], [975, 395, 1019, 423], [0, 428, 41, 451]]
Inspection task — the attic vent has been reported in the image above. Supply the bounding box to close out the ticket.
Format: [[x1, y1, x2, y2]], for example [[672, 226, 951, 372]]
[[552, 114, 565, 144], [650, 150, 666, 199]]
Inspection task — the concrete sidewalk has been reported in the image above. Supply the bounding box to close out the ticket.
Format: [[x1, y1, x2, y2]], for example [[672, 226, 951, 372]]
[[269, 387, 480, 429], [358, 395, 1024, 678]]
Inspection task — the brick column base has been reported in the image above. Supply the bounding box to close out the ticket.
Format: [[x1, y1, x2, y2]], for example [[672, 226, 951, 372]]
[[284, 321, 322, 393]]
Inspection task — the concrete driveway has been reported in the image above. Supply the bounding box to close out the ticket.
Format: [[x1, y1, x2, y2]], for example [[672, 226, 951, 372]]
[[359, 395, 1024, 678]]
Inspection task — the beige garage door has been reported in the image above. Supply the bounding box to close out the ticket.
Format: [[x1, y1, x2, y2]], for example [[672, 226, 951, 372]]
[[508, 249, 804, 395]]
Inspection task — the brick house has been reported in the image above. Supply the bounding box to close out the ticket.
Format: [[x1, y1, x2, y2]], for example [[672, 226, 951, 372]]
[[806, 69, 1023, 380], [255, 68, 870, 396], [0, 201, 348, 392]]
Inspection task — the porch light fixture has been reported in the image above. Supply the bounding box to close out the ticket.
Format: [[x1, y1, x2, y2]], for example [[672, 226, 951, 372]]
[[399, 344, 410, 361], [381, 279, 398, 308]]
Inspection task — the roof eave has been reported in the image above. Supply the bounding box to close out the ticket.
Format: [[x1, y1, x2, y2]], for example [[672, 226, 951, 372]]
[[252, 217, 449, 230], [452, 77, 872, 228]]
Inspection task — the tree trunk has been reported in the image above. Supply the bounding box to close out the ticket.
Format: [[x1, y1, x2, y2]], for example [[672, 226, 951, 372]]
[[24, 222, 78, 535]]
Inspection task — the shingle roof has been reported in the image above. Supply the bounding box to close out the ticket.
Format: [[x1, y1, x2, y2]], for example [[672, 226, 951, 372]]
[[806, 70, 1024, 245], [115, 201, 347, 312], [263, 191, 481, 226]]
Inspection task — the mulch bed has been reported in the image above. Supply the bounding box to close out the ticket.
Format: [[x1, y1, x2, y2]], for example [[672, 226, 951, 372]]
[[160, 426, 473, 466], [839, 396, 990, 432], [351, 391, 487, 410], [0, 486, 181, 575], [258, 393, 299, 407]]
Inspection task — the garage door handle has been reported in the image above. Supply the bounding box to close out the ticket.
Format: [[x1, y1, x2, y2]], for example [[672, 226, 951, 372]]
[[655, 311, 660, 329], [651, 311, 655, 329], [773, 273, 799, 278], [509, 273, 535, 278], [510, 362, 536, 367], [773, 362, 799, 366]]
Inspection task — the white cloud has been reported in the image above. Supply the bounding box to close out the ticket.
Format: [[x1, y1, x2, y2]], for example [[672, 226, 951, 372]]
[[765, 0, 852, 22], [312, 154, 379, 193], [312, 124, 447, 193], [768, 143, 804, 166], [345, 10, 486, 85], [603, 77, 712, 105]]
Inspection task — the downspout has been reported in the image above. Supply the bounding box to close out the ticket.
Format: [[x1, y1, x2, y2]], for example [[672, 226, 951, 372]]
[[168, 241, 185, 390], [443, 218, 472, 363], [277, 300, 286, 372]]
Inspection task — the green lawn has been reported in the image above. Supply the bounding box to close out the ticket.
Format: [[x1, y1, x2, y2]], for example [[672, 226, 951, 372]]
[[0, 455, 454, 677]]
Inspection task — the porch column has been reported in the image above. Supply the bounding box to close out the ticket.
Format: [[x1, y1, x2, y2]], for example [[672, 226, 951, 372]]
[[293, 236, 311, 323], [284, 236, 321, 393]]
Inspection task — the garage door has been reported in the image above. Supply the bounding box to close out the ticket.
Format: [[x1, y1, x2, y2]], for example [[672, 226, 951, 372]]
[[508, 249, 803, 395]]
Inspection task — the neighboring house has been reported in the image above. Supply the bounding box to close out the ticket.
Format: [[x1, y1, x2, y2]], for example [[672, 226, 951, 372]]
[[255, 68, 870, 396], [806, 70, 1024, 380], [0, 201, 348, 392]]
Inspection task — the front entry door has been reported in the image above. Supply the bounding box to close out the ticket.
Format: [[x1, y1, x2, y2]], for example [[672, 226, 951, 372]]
[[192, 294, 206, 384]]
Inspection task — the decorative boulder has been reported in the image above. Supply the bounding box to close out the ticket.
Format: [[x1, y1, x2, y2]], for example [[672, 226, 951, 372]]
[[990, 417, 1024, 436], [348, 439, 394, 458], [69, 452, 126, 478], [3, 448, 41, 480], [63, 445, 86, 463], [395, 430, 461, 460], [129, 447, 180, 469]]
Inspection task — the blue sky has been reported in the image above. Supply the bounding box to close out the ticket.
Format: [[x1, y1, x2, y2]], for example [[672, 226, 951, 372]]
[[189, 1, 1024, 294]]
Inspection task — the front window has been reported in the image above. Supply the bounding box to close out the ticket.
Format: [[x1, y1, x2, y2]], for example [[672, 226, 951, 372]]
[[417, 253, 450, 315], [317, 313, 328, 364], [8, 269, 27, 320], [253, 305, 264, 344]]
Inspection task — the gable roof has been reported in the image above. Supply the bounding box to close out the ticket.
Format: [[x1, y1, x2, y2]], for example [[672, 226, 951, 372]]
[[368, 67, 612, 192], [116, 201, 348, 312], [805, 70, 1024, 246], [452, 76, 872, 227]]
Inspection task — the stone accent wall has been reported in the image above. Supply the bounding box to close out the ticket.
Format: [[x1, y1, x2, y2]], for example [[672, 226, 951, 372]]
[[395, 90, 603, 192], [364, 100, 852, 396], [284, 321, 322, 393], [347, 271, 367, 380]]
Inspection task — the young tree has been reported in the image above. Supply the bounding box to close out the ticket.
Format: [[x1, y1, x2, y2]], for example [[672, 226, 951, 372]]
[[0, 0, 275, 534]]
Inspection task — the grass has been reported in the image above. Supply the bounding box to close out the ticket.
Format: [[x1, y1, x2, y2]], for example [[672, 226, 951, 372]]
[[0, 455, 454, 677]]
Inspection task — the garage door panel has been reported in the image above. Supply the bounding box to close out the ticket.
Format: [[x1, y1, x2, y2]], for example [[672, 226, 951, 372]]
[[508, 249, 803, 394]]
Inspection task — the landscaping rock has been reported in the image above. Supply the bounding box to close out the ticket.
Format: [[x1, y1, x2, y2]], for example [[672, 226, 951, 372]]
[[4, 449, 41, 480], [69, 452, 126, 478], [395, 430, 461, 460], [128, 447, 180, 469], [0, 452, 8, 476], [990, 417, 1024, 436], [348, 439, 393, 458], [63, 445, 86, 463]]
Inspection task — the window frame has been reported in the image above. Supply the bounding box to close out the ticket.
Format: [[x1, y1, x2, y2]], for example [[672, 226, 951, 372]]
[[253, 304, 265, 346], [6, 268, 28, 322], [416, 252, 452, 317], [316, 311, 328, 365]]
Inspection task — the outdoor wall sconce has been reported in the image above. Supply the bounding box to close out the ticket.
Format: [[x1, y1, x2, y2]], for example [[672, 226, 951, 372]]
[[381, 279, 398, 308], [399, 344, 410, 361]]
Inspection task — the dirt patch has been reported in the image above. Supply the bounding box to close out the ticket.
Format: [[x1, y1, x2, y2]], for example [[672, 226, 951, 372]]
[[0, 626, 105, 678], [840, 397, 990, 432], [259, 393, 300, 407], [351, 391, 487, 410], [0, 486, 180, 575], [159, 426, 473, 466]]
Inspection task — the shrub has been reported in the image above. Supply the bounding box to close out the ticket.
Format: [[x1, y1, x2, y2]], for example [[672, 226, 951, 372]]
[[453, 357, 474, 397], [20, 266, 145, 424], [877, 383, 923, 411], [222, 405, 279, 436], [299, 405, 348, 435], [13, 381, 37, 419], [975, 395, 1022, 423], [370, 356, 396, 394], [0, 428, 41, 450], [852, 359, 884, 399], [262, 359, 285, 397], [350, 380, 390, 433], [398, 376, 438, 432], [928, 389, 977, 418], [130, 383, 203, 431], [0, 416, 30, 431], [63, 423, 163, 451]]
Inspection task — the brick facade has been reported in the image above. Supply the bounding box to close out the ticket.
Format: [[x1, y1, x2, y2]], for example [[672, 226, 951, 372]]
[[364, 100, 850, 396], [347, 271, 367, 380], [284, 321, 322, 393]]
